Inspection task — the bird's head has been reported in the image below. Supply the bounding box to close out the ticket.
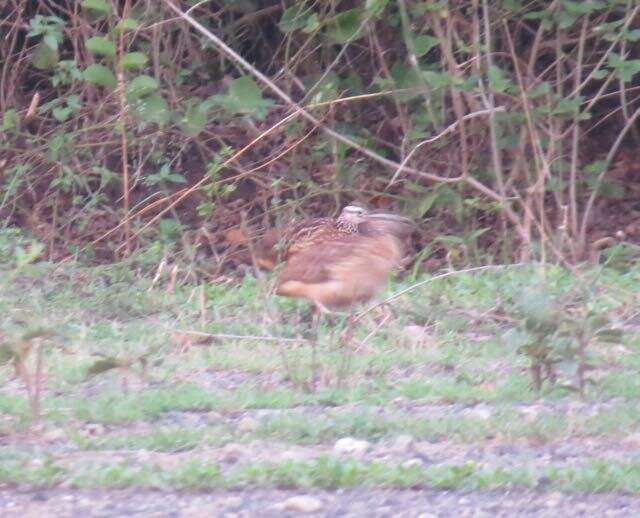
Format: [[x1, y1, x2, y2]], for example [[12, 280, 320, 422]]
[[337, 205, 369, 229]]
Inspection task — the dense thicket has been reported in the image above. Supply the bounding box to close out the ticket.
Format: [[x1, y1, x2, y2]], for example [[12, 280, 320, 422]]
[[1, 0, 639, 269]]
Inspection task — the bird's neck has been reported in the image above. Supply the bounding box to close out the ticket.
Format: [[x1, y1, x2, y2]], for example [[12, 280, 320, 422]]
[[336, 219, 357, 232]]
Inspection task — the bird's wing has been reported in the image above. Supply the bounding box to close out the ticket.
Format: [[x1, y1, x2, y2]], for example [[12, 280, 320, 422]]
[[276, 237, 356, 285], [285, 217, 335, 258]]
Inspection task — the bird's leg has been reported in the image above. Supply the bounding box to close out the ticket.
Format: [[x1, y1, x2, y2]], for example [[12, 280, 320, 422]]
[[311, 301, 331, 332], [315, 301, 332, 315], [308, 303, 331, 393], [376, 302, 395, 323], [339, 309, 358, 347]]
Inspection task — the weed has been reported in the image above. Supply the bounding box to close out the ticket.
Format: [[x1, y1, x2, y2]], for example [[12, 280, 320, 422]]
[[501, 275, 624, 396]]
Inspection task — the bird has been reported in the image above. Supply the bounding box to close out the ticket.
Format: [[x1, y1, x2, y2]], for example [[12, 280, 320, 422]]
[[273, 207, 412, 314], [254, 205, 373, 271]]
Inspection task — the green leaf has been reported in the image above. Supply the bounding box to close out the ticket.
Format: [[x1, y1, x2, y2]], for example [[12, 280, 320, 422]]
[[423, 70, 454, 89], [121, 52, 149, 70], [598, 180, 625, 199], [116, 18, 139, 33], [594, 19, 625, 34], [553, 96, 582, 116], [82, 0, 110, 13], [365, 0, 389, 17], [279, 6, 312, 33], [411, 0, 447, 15], [623, 29, 640, 42], [212, 76, 274, 119], [416, 190, 441, 217], [523, 9, 552, 20], [33, 42, 59, 70], [302, 13, 320, 34], [502, 328, 532, 349], [131, 93, 170, 125], [556, 9, 578, 29], [2, 109, 19, 131], [43, 33, 59, 51], [517, 288, 557, 331], [590, 69, 609, 80], [86, 36, 116, 58], [342, 72, 363, 95], [414, 35, 439, 57], [179, 98, 215, 136], [584, 160, 608, 176], [52, 106, 72, 122], [167, 173, 187, 184], [126, 75, 158, 99], [86, 357, 122, 377], [529, 81, 550, 99], [158, 218, 183, 241], [607, 53, 640, 83], [93, 166, 119, 188], [197, 201, 215, 218], [83, 64, 117, 88], [66, 95, 81, 110], [563, 0, 605, 16], [502, 0, 523, 10], [326, 9, 364, 44], [0, 343, 15, 365], [488, 65, 511, 93], [595, 328, 623, 343]]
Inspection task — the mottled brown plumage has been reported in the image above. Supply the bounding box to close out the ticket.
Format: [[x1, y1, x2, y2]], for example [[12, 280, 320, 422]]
[[255, 205, 370, 270], [274, 209, 412, 312]]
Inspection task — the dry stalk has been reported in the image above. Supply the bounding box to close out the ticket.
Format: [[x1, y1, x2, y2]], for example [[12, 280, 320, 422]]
[[117, 0, 132, 256]]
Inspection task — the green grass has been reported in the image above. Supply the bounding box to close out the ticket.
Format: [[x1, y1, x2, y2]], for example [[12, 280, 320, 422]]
[[6, 454, 640, 494], [2, 229, 640, 494], [72, 427, 216, 452]]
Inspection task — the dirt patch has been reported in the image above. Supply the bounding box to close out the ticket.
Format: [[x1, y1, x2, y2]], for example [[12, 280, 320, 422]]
[[2, 488, 640, 517]]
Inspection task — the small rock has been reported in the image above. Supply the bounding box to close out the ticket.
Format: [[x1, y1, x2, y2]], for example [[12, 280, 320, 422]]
[[42, 428, 66, 443], [545, 491, 564, 508], [334, 437, 371, 457], [622, 433, 640, 446], [205, 411, 223, 423], [167, 411, 202, 428], [237, 416, 259, 433], [280, 448, 314, 462], [31, 491, 49, 502], [519, 406, 541, 423], [220, 443, 244, 463], [402, 458, 423, 469], [84, 423, 106, 436], [464, 404, 492, 420], [391, 434, 414, 453], [276, 495, 323, 513], [222, 496, 242, 510], [401, 325, 433, 348], [417, 514, 438, 518]]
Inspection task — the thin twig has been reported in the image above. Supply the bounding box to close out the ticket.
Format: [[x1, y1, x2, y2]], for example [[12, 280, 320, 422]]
[[579, 103, 640, 249], [386, 107, 505, 187], [117, 0, 132, 256], [165, 327, 310, 344], [354, 263, 529, 322]]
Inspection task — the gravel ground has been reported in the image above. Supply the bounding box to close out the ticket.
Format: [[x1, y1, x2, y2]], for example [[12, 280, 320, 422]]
[[2, 488, 640, 517]]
